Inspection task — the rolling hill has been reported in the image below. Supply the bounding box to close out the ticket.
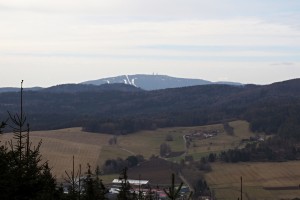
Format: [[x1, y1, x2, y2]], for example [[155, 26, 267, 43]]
[[0, 74, 241, 93], [0, 79, 299, 140]]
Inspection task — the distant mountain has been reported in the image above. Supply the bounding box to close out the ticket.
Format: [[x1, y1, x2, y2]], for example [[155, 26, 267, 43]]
[[0, 78, 299, 141], [0, 84, 140, 94], [0, 87, 43, 93], [81, 74, 242, 90], [42, 83, 141, 93], [0, 75, 241, 93]]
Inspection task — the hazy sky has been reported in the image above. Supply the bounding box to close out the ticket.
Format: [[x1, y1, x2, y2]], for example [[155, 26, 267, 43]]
[[1, 0, 300, 87]]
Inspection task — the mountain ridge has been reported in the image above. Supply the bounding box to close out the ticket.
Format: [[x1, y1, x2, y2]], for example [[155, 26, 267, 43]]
[[0, 87, 43, 93], [0, 74, 242, 93], [42, 83, 141, 93], [0, 78, 299, 140], [81, 74, 242, 90]]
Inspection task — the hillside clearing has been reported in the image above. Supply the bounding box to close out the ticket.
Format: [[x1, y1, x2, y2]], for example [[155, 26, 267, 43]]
[[0, 121, 257, 179], [0, 128, 111, 180], [206, 161, 300, 200]]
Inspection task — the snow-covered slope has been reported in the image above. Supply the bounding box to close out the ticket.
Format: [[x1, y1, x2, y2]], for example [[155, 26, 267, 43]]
[[81, 74, 241, 90]]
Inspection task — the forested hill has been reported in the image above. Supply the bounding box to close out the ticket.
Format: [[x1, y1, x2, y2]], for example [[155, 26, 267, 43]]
[[43, 83, 142, 93], [0, 79, 299, 140]]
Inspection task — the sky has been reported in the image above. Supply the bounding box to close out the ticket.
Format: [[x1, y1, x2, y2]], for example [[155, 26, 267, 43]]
[[1, 0, 300, 87]]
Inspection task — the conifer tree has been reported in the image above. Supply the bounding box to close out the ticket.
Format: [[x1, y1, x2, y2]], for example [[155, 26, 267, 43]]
[[163, 173, 183, 200], [0, 81, 61, 200], [64, 156, 82, 200], [82, 164, 108, 200], [117, 167, 137, 200]]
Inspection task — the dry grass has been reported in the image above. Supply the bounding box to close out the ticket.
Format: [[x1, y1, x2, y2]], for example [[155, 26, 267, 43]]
[[206, 161, 300, 200], [0, 128, 112, 180], [189, 121, 256, 157], [0, 122, 299, 199], [0, 120, 274, 193], [116, 122, 239, 159], [0, 120, 256, 179], [116, 128, 187, 158]]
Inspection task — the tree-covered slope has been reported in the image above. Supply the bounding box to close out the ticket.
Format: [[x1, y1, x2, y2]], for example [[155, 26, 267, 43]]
[[0, 79, 299, 139]]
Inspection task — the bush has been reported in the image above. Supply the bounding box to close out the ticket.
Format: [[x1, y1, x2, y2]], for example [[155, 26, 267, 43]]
[[165, 134, 174, 141]]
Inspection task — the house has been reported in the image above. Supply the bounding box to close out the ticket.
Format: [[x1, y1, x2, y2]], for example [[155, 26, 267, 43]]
[[112, 179, 149, 186]]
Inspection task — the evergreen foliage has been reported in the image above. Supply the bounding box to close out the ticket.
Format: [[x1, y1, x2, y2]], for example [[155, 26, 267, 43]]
[[82, 164, 108, 200], [160, 143, 172, 157], [117, 167, 137, 200], [219, 136, 300, 162], [64, 156, 82, 200], [0, 81, 61, 200], [163, 173, 183, 200], [194, 179, 210, 197], [103, 155, 144, 174], [1, 79, 300, 143], [223, 122, 234, 135]]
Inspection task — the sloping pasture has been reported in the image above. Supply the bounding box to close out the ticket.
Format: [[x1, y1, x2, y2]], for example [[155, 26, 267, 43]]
[[206, 161, 300, 200], [0, 128, 113, 180]]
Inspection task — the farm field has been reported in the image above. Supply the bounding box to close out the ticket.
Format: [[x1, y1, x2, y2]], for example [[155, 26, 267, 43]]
[[0, 121, 258, 180], [117, 120, 257, 160], [185, 121, 257, 160], [2, 120, 300, 199], [0, 128, 113, 180], [206, 161, 300, 200]]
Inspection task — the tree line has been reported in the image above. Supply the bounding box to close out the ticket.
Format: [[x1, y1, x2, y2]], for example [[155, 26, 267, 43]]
[[1, 80, 300, 143], [219, 136, 300, 163], [0, 83, 197, 200]]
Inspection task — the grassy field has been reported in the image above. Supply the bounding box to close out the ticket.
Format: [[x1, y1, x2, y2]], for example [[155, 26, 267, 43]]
[[189, 121, 256, 155], [117, 120, 257, 160], [0, 120, 256, 178], [1, 121, 300, 199], [0, 128, 112, 180], [206, 161, 300, 200]]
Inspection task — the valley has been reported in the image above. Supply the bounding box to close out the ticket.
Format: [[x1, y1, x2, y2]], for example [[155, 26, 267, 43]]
[[0, 120, 255, 178], [1, 0, 299, 198], [1, 120, 299, 199]]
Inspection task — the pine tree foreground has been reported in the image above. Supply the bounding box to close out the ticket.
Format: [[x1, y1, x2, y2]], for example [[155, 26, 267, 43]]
[[0, 81, 62, 200], [0, 82, 195, 200]]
